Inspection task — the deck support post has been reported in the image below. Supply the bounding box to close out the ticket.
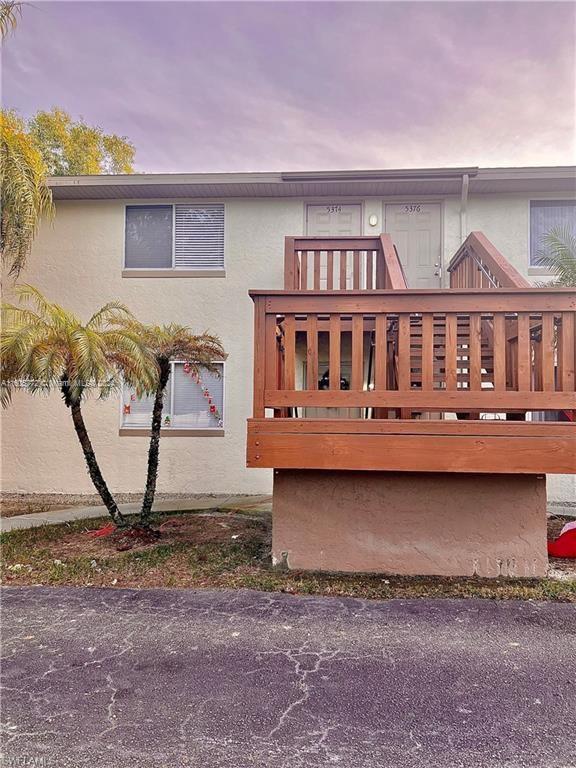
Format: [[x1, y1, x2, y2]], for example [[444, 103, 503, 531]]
[[272, 470, 548, 578]]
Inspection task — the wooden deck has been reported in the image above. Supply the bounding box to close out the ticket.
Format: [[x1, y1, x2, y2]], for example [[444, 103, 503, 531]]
[[247, 419, 575, 474], [248, 233, 576, 474]]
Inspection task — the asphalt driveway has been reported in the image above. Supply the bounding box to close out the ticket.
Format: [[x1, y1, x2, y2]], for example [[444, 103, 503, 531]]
[[1, 588, 575, 768]]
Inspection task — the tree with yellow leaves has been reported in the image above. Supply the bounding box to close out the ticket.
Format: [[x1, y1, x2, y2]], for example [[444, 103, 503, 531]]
[[29, 108, 135, 176]]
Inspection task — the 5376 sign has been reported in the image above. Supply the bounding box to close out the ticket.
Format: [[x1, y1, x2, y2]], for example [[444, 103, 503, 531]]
[[403, 204, 422, 213]]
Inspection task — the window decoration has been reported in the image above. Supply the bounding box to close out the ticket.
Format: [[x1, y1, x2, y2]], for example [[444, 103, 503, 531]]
[[121, 362, 224, 430]]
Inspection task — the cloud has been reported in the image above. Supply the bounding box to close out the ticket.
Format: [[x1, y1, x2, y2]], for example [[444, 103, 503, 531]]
[[2, 1, 574, 172]]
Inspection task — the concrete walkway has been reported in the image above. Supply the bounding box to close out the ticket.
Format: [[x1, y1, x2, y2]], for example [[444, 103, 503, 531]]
[[0, 494, 272, 533]]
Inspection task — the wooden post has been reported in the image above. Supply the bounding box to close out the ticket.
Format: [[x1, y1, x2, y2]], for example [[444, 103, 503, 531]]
[[283, 314, 296, 390], [469, 313, 482, 390], [376, 241, 386, 289], [493, 313, 507, 391], [351, 315, 364, 391], [445, 313, 458, 390], [306, 315, 319, 390], [284, 237, 296, 289], [253, 296, 266, 417], [329, 314, 341, 390], [541, 313, 555, 392], [421, 313, 434, 391], [561, 312, 575, 392]]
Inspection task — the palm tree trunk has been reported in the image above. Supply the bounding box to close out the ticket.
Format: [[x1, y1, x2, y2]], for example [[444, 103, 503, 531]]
[[69, 400, 126, 527], [140, 359, 170, 528]]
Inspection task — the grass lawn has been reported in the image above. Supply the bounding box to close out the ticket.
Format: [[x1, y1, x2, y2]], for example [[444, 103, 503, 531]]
[[1, 508, 575, 601]]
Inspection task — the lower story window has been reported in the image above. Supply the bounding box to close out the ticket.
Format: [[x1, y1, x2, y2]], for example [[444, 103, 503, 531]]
[[122, 362, 224, 430]]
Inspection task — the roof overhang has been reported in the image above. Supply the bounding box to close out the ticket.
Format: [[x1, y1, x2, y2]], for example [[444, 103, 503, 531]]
[[48, 166, 576, 201]]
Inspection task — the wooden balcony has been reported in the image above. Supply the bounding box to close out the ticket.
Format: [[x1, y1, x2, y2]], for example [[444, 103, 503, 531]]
[[248, 234, 576, 475]]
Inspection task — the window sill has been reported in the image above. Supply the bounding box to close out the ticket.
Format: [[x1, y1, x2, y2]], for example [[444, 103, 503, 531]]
[[119, 428, 225, 437], [528, 267, 553, 275], [122, 269, 226, 278]]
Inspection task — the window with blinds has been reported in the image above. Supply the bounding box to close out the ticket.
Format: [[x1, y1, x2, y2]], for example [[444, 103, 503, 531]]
[[121, 363, 224, 431], [530, 200, 576, 266], [175, 205, 225, 269], [124, 204, 225, 270]]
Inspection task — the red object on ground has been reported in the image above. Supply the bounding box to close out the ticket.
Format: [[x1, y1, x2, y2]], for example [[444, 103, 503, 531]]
[[87, 523, 117, 538], [547, 528, 576, 559]]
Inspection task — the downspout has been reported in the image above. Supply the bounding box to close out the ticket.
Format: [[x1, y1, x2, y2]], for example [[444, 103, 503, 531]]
[[460, 172, 470, 244]]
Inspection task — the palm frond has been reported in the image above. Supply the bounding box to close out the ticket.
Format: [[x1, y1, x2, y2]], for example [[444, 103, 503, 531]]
[[122, 321, 227, 368], [1, 286, 156, 407], [0, 1, 22, 37], [87, 301, 135, 330], [535, 226, 576, 287], [1, 111, 54, 276]]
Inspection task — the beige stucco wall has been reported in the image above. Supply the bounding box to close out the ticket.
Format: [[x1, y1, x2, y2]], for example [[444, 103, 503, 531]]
[[467, 195, 530, 275], [1, 197, 302, 495], [1, 192, 573, 501], [273, 470, 548, 577]]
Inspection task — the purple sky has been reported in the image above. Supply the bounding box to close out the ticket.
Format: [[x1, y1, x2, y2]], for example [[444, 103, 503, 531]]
[[2, 1, 575, 173]]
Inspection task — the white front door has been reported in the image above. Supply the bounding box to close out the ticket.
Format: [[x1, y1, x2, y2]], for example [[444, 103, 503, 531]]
[[306, 203, 362, 236], [306, 204, 362, 290], [385, 203, 442, 288]]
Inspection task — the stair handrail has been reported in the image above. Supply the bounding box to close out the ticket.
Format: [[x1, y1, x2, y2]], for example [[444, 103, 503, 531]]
[[379, 234, 408, 289], [448, 231, 530, 289]]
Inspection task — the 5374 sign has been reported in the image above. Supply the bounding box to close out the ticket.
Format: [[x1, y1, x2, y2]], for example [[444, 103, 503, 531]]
[[326, 205, 343, 213]]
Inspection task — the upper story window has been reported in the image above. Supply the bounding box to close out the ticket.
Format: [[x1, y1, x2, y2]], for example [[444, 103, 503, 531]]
[[530, 200, 576, 266], [124, 204, 225, 274], [121, 362, 224, 433]]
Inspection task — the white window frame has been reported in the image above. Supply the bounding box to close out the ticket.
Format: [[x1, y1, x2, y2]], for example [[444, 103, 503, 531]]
[[119, 361, 225, 437], [122, 203, 226, 278]]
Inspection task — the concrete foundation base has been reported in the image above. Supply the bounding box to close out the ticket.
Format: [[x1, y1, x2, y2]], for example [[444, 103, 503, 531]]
[[272, 470, 548, 578]]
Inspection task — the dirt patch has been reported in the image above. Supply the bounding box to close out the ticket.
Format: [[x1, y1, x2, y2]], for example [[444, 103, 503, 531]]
[[42, 514, 267, 559]]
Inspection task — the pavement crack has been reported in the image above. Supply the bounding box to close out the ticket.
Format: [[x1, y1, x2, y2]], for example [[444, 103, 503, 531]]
[[263, 643, 340, 740]]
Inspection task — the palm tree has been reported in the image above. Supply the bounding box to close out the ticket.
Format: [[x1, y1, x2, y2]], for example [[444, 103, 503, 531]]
[[127, 324, 226, 528], [0, 1, 21, 37], [536, 226, 576, 287], [1, 110, 54, 277], [1, 285, 157, 525], [1, 4, 53, 277]]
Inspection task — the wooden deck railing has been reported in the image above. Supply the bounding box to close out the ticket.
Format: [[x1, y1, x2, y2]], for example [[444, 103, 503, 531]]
[[251, 289, 576, 419], [448, 231, 530, 289], [250, 233, 574, 474], [284, 235, 407, 291]]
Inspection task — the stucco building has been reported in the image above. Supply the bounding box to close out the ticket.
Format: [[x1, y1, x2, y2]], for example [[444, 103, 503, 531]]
[[2, 165, 575, 503]]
